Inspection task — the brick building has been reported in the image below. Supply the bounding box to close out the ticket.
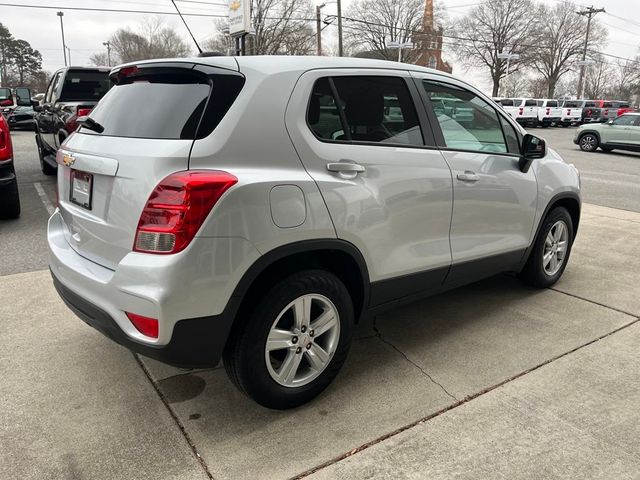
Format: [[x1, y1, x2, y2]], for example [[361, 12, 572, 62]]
[[414, 0, 452, 73]]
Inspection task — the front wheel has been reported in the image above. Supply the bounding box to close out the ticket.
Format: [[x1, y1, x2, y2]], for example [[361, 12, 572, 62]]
[[578, 133, 598, 152], [519, 207, 574, 288], [223, 270, 354, 409]]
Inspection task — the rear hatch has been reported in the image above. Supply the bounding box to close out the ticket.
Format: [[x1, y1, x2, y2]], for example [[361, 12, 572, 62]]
[[57, 61, 244, 269]]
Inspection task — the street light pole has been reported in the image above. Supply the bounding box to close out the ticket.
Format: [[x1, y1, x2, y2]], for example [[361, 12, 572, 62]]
[[337, 0, 343, 57], [103, 41, 112, 67], [57, 11, 67, 67], [386, 41, 414, 63]]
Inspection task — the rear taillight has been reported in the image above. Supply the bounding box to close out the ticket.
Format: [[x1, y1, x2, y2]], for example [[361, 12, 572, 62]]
[[77, 107, 92, 117], [567, 109, 571, 115], [519, 107, 524, 115], [65, 107, 94, 134], [587, 109, 592, 116], [126, 312, 158, 338], [604, 109, 609, 116], [546, 108, 550, 115], [134, 170, 237, 255], [0, 123, 12, 160]]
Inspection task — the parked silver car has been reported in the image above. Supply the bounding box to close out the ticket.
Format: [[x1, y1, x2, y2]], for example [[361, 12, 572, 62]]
[[49, 56, 581, 409]]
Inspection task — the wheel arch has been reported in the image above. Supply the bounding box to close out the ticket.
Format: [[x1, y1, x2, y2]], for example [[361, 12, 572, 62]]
[[518, 191, 581, 271], [229, 240, 371, 327]]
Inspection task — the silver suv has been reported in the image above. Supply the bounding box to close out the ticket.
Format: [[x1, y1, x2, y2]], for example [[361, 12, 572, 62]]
[[48, 56, 581, 409]]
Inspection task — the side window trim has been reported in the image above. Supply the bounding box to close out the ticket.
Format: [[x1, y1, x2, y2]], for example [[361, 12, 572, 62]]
[[412, 74, 523, 156]]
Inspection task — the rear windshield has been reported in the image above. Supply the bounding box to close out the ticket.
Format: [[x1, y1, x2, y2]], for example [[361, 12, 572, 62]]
[[563, 101, 580, 108], [602, 102, 614, 108], [59, 70, 111, 102], [546, 100, 558, 107], [82, 70, 243, 140], [498, 99, 514, 106], [0, 88, 11, 101], [585, 102, 596, 107], [524, 100, 537, 107]]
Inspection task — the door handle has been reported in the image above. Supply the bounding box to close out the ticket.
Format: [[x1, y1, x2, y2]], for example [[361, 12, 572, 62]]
[[457, 171, 480, 182], [327, 162, 366, 174]]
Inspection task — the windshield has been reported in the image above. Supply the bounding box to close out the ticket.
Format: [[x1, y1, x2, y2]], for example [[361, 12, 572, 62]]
[[0, 88, 11, 101], [59, 70, 111, 102], [83, 70, 244, 140]]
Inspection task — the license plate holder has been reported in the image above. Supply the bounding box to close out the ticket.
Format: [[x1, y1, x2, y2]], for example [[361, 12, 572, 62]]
[[70, 170, 93, 210]]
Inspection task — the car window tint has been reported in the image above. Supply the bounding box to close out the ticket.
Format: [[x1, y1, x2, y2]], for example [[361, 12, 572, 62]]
[[0, 88, 10, 101], [422, 80, 508, 154], [563, 101, 579, 108], [59, 71, 111, 102], [82, 70, 242, 140], [525, 100, 537, 107], [634, 117, 640, 127], [499, 116, 520, 154], [327, 76, 423, 146], [307, 78, 344, 140], [537, 100, 543, 106], [47, 72, 62, 103], [547, 100, 558, 107], [585, 102, 596, 107]]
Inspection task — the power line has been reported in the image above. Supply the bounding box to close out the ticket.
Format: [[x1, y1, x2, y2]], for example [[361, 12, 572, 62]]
[[0, 2, 228, 17]]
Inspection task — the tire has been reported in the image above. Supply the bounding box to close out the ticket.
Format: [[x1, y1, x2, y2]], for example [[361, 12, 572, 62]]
[[0, 178, 21, 219], [36, 135, 57, 176], [519, 207, 574, 288], [223, 270, 354, 409], [578, 133, 598, 152]]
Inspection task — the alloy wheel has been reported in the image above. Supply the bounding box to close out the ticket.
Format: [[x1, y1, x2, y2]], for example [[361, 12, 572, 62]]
[[264, 294, 340, 388], [543, 220, 569, 276], [580, 134, 597, 151]]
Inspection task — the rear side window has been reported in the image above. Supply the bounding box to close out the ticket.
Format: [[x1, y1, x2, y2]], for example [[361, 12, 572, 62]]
[[498, 99, 514, 106], [83, 69, 243, 140], [59, 71, 111, 102], [307, 76, 423, 146]]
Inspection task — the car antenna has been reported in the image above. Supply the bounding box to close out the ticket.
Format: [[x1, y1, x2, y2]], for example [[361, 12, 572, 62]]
[[170, 0, 203, 55]]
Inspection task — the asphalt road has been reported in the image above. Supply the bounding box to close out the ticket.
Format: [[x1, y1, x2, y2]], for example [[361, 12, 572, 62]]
[[1, 126, 639, 276]]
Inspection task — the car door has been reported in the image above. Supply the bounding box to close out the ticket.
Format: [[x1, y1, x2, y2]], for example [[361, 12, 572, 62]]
[[605, 115, 635, 144], [39, 70, 63, 151], [285, 70, 453, 306], [629, 116, 640, 145], [412, 74, 537, 287]]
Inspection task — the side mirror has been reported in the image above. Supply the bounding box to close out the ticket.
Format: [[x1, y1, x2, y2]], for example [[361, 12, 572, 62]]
[[608, 119, 614, 125], [15, 87, 32, 106], [519, 133, 546, 173]]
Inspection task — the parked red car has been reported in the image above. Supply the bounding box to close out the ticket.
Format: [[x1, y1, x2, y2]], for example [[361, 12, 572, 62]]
[[595, 100, 633, 122], [0, 112, 20, 219]]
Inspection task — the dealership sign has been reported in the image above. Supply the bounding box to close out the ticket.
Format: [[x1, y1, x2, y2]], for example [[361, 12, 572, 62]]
[[229, 0, 251, 36]]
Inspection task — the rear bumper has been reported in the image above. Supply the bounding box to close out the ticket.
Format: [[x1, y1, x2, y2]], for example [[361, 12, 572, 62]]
[[48, 209, 260, 367], [52, 272, 239, 367], [516, 117, 538, 126]]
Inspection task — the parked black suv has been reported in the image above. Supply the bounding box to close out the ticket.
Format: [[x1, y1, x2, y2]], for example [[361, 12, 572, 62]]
[[34, 67, 111, 175]]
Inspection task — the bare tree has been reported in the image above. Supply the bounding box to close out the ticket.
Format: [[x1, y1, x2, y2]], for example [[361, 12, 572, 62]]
[[204, 1, 315, 55], [530, 2, 605, 98], [503, 72, 528, 97], [89, 52, 110, 67], [608, 57, 640, 101], [451, 0, 536, 97], [345, 0, 427, 62], [528, 77, 548, 98], [109, 18, 191, 64], [584, 55, 608, 100]]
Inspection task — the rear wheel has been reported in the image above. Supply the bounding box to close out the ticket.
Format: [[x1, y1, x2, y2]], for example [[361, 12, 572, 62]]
[[0, 178, 21, 219], [223, 270, 354, 409], [519, 207, 573, 288], [578, 133, 598, 152]]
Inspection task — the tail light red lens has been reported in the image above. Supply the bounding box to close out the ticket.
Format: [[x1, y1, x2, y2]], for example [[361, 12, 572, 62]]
[[134, 170, 237, 255], [0, 122, 13, 161], [546, 108, 550, 115], [587, 109, 592, 116], [77, 107, 92, 117], [126, 312, 158, 338], [519, 107, 524, 115]]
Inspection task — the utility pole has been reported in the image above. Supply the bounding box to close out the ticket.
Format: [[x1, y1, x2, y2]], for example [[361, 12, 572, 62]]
[[337, 0, 343, 56], [103, 41, 111, 67], [57, 11, 67, 67], [316, 4, 325, 56], [576, 6, 605, 99]]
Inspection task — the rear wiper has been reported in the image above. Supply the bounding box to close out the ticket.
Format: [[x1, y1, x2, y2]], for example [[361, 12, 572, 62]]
[[77, 116, 104, 134]]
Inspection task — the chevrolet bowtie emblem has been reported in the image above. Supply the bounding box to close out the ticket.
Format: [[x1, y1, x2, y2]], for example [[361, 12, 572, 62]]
[[62, 153, 75, 167], [229, 1, 241, 11]]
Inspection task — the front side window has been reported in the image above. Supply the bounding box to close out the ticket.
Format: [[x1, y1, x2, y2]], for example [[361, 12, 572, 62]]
[[307, 76, 423, 146], [612, 115, 636, 126], [422, 80, 509, 153]]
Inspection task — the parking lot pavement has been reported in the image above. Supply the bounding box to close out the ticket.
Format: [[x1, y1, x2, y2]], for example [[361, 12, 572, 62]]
[[3, 203, 638, 480], [0, 270, 210, 480]]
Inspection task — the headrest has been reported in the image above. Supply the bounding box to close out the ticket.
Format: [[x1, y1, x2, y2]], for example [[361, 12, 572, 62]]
[[308, 94, 321, 125], [345, 90, 384, 126]]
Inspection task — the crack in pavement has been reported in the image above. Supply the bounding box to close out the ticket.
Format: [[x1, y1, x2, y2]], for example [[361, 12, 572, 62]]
[[292, 315, 640, 479], [372, 316, 459, 402], [133, 354, 215, 480]]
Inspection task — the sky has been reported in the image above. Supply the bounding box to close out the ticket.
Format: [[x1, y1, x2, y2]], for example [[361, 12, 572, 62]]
[[0, 0, 638, 94]]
